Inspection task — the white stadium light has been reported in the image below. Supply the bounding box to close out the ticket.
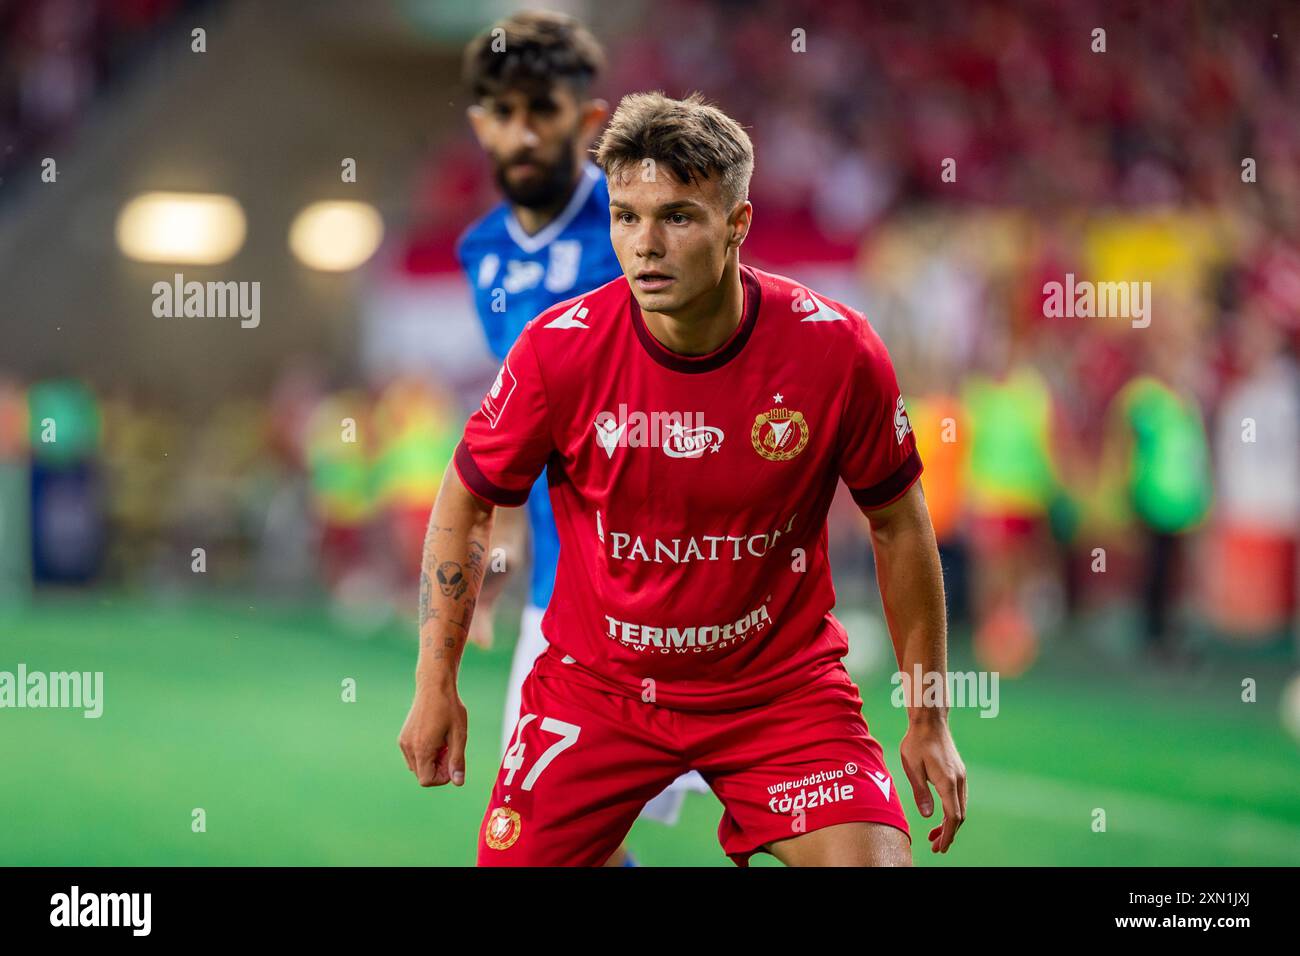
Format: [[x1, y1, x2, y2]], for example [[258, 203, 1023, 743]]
[[288, 200, 384, 272], [116, 192, 247, 264]]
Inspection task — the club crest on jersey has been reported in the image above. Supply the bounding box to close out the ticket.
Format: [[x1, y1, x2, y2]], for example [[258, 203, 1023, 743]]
[[484, 806, 522, 850], [751, 396, 810, 461]]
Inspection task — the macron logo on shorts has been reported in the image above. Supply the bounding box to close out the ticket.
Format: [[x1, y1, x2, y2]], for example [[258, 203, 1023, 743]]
[[482, 358, 518, 429], [869, 769, 892, 801]]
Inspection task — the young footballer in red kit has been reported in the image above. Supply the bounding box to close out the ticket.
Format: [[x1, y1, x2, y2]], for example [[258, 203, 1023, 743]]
[[398, 92, 967, 866]]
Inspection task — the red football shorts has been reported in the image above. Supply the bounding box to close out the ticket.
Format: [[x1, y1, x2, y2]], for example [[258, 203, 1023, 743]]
[[477, 651, 910, 866]]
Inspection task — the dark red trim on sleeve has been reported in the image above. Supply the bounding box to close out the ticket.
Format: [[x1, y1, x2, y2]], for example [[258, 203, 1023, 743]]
[[849, 447, 924, 511], [452, 440, 531, 507]]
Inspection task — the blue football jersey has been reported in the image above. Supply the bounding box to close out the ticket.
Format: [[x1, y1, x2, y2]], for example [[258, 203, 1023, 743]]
[[455, 162, 622, 609]]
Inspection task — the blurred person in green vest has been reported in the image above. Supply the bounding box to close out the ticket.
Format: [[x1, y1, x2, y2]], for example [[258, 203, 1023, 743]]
[[1097, 318, 1213, 663]]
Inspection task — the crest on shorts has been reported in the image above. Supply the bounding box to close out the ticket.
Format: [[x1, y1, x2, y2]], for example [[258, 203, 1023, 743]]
[[485, 806, 522, 850], [751, 395, 810, 461]]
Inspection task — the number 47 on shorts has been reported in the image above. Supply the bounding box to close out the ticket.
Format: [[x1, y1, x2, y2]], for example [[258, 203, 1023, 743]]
[[502, 714, 581, 791]]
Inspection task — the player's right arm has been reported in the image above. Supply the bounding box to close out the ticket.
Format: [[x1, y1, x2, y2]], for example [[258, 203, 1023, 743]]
[[398, 468, 495, 787], [398, 324, 556, 788]]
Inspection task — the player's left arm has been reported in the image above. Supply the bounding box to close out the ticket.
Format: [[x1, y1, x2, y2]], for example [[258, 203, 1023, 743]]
[[466, 502, 526, 650], [835, 309, 967, 852], [863, 481, 967, 854]]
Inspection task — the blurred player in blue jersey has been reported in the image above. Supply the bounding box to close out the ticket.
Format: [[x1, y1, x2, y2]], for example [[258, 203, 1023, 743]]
[[455, 11, 705, 864]]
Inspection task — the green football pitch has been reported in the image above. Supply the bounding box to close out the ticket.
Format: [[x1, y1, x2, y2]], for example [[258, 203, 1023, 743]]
[[2, 594, 1297, 866]]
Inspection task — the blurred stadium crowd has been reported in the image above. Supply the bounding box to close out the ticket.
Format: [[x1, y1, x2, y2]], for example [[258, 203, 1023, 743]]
[[0, 0, 216, 207], [1, 0, 1298, 665]]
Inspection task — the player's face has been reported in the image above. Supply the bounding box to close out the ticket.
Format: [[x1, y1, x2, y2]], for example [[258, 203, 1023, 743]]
[[608, 167, 750, 316], [468, 85, 586, 209]]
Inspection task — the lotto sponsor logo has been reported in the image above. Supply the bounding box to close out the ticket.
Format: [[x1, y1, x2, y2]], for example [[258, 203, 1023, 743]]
[[604, 603, 771, 653], [663, 423, 724, 459], [606, 512, 798, 564]]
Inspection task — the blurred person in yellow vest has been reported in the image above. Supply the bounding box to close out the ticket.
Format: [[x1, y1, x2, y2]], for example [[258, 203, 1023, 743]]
[[372, 377, 459, 578], [305, 389, 377, 590], [960, 330, 1064, 677]]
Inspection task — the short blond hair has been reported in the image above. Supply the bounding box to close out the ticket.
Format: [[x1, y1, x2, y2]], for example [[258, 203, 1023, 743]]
[[594, 91, 754, 208]]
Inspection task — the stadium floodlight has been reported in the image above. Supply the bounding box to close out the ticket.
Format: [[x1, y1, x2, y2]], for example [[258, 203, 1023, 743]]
[[288, 200, 384, 272], [115, 192, 247, 265]]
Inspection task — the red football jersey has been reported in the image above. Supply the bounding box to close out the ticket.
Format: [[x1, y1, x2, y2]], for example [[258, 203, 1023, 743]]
[[455, 263, 922, 711]]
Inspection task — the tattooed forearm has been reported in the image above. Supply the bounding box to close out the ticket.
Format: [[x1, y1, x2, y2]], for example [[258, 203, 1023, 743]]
[[417, 505, 490, 667], [410, 464, 496, 694]]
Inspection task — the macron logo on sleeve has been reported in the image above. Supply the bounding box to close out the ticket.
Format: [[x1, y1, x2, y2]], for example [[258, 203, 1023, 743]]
[[793, 289, 846, 322], [482, 358, 518, 429], [543, 300, 589, 329]]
